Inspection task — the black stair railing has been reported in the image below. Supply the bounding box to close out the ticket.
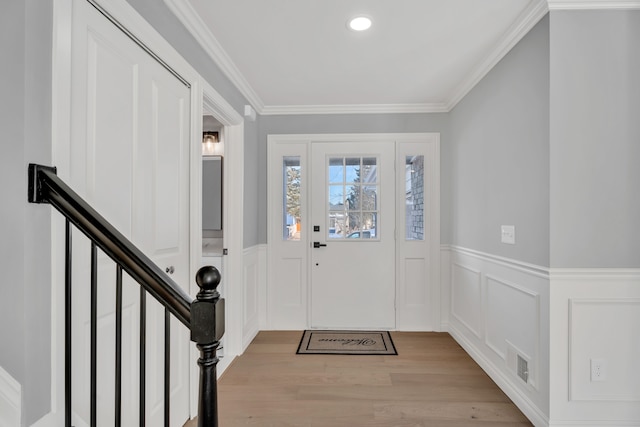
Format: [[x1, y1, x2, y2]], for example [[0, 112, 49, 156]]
[[28, 164, 224, 427]]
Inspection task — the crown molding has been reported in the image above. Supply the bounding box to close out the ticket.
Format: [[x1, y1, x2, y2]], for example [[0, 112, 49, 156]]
[[163, 0, 265, 114], [165, 0, 639, 117], [548, 0, 640, 9], [445, 0, 549, 111], [260, 103, 449, 116]]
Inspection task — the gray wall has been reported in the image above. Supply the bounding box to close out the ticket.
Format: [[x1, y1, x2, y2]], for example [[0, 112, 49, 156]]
[[0, 0, 53, 424], [257, 113, 451, 245], [448, 16, 550, 267], [243, 117, 260, 247], [550, 10, 640, 268]]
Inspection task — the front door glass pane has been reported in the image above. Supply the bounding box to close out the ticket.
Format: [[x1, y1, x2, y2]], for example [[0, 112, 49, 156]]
[[405, 155, 424, 240], [327, 156, 379, 240], [283, 156, 301, 241]]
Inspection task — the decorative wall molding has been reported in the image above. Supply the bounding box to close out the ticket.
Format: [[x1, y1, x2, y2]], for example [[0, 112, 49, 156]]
[[446, 246, 549, 426], [550, 268, 640, 280], [448, 245, 550, 278], [162, 0, 640, 116], [568, 298, 640, 402], [261, 103, 449, 115], [547, 0, 640, 10], [0, 366, 20, 427], [163, 0, 265, 113], [550, 268, 640, 424], [484, 275, 540, 362], [445, 0, 549, 111], [451, 263, 483, 339]]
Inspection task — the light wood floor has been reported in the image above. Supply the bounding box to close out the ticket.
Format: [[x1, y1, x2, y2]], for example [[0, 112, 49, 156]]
[[187, 331, 533, 427]]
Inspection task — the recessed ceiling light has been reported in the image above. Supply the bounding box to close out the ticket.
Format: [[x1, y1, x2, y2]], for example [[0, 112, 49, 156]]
[[348, 16, 372, 32]]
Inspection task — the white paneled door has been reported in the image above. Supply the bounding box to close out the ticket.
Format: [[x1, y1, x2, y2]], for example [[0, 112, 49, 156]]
[[69, 0, 190, 425], [310, 142, 396, 329]]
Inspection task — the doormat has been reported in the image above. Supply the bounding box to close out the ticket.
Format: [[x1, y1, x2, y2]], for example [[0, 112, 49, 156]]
[[296, 330, 397, 355]]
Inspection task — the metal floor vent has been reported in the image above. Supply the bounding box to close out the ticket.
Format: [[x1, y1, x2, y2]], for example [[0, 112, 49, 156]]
[[517, 354, 529, 383]]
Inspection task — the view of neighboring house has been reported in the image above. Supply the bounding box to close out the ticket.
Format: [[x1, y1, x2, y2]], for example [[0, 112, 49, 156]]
[[2, 1, 639, 426]]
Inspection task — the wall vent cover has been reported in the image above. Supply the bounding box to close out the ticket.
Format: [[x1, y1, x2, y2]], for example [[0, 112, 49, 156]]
[[517, 354, 529, 383]]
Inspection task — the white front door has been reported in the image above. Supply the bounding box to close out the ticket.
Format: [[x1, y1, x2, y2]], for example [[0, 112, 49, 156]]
[[69, 0, 190, 425], [310, 142, 396, 329], [268, 133, 440, 332]]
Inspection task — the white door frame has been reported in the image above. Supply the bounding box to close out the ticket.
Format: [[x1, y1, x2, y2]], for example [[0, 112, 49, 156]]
[[51, 0, 244, 422], [267, 133, 440, 331], [190, 80, 243, 415]]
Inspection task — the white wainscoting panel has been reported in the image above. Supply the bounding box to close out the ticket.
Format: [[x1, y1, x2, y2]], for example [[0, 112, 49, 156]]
[[569, 299, 640, 402], [550, 270, 640, 425], [485, 275, 540, 389], [0, 366, 20, 427], [242, 246, 261, 351], [446, 246, 550, 427], [451, 262, 483, 339], [440, 245, 451, 330]]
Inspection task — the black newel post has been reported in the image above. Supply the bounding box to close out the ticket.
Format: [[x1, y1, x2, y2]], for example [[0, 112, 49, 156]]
[[191, 266, 225, 427]]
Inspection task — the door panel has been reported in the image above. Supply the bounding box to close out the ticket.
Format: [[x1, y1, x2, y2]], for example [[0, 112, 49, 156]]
[[396, 141, 439, 330], [267, 142, 309, 329], [70, 1, 190, 425], [310, 142, 396, 329]]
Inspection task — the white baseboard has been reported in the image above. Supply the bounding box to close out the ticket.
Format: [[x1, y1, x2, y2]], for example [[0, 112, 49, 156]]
[[0, 366, 21, 427]]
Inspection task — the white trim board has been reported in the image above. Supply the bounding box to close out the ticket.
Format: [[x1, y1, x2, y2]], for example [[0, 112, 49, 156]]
[[162, 0, 549, 115], [162, 0, 264, 113], [0, 366, 20, 427], [548, 0, 640, 9], [161, 0, 640, 115], [164, 0, 640, 115]]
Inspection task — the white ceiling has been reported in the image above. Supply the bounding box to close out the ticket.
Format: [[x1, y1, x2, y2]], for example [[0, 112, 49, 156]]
[[165, 0, 556, 114]]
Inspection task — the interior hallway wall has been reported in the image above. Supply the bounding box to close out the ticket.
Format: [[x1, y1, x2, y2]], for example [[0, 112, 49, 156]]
[[550, 9, 640, 268], [449, 15, 550, 267], [0, 0, 53, 424]]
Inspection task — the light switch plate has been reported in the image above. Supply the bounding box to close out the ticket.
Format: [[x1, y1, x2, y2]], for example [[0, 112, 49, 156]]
[[501, 225, 515, 244]]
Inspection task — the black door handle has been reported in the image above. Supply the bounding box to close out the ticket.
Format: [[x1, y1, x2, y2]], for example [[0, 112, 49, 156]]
[[313, 242, 327, 248]]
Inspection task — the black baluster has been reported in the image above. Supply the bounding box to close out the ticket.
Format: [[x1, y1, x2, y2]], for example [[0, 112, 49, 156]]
[[90, 243, 97, 427], [192, 266, 225, 427], [140, 288, 146, 427], [164, 307, 170, 427], [65, 220, 72, 427], [115, 265, 123, 427]]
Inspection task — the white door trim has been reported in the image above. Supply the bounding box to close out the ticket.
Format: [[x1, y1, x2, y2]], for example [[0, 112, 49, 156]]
[[188, 77, 243, 417], [267, 133, 441, 331]]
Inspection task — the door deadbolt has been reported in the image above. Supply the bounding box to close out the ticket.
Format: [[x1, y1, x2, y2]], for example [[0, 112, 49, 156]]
[[313, 242, 327, 249]]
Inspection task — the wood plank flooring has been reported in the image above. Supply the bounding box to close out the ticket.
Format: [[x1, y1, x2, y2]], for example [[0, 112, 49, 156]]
[[186, 331, 533, 427]]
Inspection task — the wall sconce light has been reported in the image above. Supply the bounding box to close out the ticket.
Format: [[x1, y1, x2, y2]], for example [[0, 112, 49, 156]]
[[202, 131, 223, 156], [203, 131, 219, 144]]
